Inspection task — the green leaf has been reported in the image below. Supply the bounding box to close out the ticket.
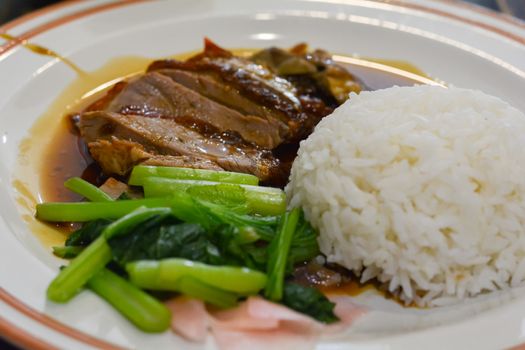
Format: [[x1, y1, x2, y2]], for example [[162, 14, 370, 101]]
[[281, 283, 339, 324], [108, 217, 224, 266], [52, 246, 85, 259], [265, 208, 300, 301], [289, 213, 319, 266], [65, 219, 112, 246], [117, 192, 132, 200]]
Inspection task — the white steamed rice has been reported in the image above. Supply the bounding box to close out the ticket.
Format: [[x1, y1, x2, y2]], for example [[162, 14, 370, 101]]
[[286, 85, 525, 306]]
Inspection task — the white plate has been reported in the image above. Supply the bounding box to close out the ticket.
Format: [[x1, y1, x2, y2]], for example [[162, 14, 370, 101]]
[[1, 0, 525, 349]]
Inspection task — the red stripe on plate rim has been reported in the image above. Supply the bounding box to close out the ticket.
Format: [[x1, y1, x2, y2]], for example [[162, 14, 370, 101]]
[[0, 0, 524, 349], [0, 0, 147, 57], [0, 288, 126, 350]]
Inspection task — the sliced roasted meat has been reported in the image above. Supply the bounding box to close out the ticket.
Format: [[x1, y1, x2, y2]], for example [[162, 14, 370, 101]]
[[149, 56, 302, 122], [76, 40, 363, 185], [148, 41, 338, 141], [85, 81, 128, 112], [102, 72, 281, 149], [87, 138, 223, 176], [88, 138, 150, 176], [155, 68, 289, 138], [148, 59, 310, 140], [79, 111, 283, 182]]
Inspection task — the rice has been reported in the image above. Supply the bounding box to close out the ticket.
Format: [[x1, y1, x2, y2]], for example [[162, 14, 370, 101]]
[[286, 85, 525, 306]]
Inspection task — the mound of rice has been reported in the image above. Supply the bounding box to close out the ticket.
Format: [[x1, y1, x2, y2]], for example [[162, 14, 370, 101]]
[[286, 85, 525, 306]]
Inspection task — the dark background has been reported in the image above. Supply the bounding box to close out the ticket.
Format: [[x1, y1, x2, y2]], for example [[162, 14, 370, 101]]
[[0, 0, 61, 24], [0, 0, 519, 349]]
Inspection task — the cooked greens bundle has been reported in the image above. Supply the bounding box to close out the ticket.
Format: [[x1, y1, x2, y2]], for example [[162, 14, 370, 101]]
[[38, 166, 338, 333]]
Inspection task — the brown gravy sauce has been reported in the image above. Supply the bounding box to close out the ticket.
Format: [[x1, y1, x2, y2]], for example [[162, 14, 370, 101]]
[[0, 33, 85, 75], [17, 47, 436, 299], [321, 279, 418, 307]]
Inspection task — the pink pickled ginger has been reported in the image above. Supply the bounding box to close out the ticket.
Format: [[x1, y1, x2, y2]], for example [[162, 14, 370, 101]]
[[166, 295, 365, 350]]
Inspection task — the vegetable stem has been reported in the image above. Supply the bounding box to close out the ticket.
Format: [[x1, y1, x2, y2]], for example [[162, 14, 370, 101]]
[[64, 177, 113, 202], [103, 207, 171, 239], [128, 165, 259, 186], [36, 198, 175, 222], [143, 177, 285, 216], [126, 258, 267, 294], [46, 207, 171, 303], [47, 235, 111, 303], [175, 276, 238, 308], [282, 283, 339, 324], [265, 207, 301, 301], [52, 246, 84, 259], [165, 190, 279, 237], [87, 268, 171, 332]]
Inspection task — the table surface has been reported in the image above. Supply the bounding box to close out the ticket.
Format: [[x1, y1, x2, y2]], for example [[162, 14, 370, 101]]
[[0, 0, 522, 349]]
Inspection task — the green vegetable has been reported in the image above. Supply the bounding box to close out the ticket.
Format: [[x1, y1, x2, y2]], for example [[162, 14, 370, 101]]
[[175, 276, 237, 308], [212, 212, 319, 271], [64, 177, 113, 202], [109, 220, 224, 266], [101, 194, 317, 270], [181, 196, 318, 265], [288, 213, 320, 266], [281, 283, 339, 324], [108, 218, 272, 270], [192, 196, 279, 236], [57, 195, 284, 270], [212, 225, 268, 270], [65, 219, 112, 246], [46, 207, 171, 303], [103, 207, 171, 239], [143, 177, 285, 216], [108, 216, 258, 269], [36, 198, 175, 222], [47, 235, 112, 302], [265, 207, 300, 301], [187, 184, 249, 212], [126, 258, 267, 294], [44, 166, 331, 327], [87, 268, 171, 332], [168, 191, 279, 235], [52, 246, 84, 259], [128, 165, 259, 186], [117, 192, 132, 200]]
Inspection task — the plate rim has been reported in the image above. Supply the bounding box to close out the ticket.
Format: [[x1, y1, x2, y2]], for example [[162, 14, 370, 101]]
[[0, 0, 524, 60], [0, 288, 124, 350], [1, 0, 525, 349], [0, 315, 56, 350]]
